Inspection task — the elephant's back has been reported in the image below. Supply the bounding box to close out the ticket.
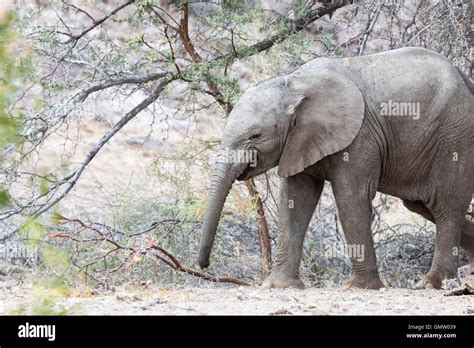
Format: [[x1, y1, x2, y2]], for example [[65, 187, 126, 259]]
[[298, 48, 474, 148]]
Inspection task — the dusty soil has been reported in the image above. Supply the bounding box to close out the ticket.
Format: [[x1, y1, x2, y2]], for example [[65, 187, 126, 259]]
[[1, 282, 473, 315]]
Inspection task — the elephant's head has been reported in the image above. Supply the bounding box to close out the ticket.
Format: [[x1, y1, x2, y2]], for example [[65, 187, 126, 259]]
[[198, 68, 365, 269]]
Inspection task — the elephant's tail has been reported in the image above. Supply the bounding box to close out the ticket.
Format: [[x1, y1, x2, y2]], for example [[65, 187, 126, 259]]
[[456, 67, 474, 94]]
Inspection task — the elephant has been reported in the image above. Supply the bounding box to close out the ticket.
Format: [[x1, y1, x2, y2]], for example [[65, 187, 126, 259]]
[[198, 47, 474, 290]]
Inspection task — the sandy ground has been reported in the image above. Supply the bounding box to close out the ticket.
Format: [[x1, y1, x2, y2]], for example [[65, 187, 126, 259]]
[[1, 282, 473, 315]]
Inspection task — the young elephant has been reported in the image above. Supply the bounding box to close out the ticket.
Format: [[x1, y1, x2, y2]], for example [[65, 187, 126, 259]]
[[198, 47, 474, 290]]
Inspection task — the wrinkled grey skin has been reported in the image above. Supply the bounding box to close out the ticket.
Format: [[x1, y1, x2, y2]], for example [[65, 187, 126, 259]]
[[198, 47, 474, 290]]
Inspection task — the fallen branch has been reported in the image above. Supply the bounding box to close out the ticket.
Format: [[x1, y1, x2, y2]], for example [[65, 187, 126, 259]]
[[50, 215, 251, 287], [149, 240, 251, 286], [446, 274, 474, 296]]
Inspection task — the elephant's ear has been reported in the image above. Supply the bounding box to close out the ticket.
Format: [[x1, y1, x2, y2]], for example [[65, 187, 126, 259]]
[[278, 69, 365, 178]]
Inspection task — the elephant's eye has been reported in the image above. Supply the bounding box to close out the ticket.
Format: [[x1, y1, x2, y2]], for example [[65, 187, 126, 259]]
[[249, 133, 262, 140]]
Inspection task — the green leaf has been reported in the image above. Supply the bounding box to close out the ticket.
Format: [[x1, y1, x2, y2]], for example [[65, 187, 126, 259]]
[[0, 189, 10, 207], [20, 218, 46, 246], [51, 212, 68, 225], [39, 177, 50, 194]]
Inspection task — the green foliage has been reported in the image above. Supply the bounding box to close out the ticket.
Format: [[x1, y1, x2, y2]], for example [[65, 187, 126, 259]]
[[292, 0, 316, 18], [136, 0, 161, 10], [0, 13, 19, 145], [186, 61, 241, 103], [319, 33, 344, 56], [20, 218, 46, 247], [211, 1, 264, 25], [0, 189, 10, 206], [42, 246, 70, 273], [10, 278, 82, 315], [51, 212, 68, 225], [0, 12, 23, 208], [12, 213, 79, 314], [195, 2, 266, 62], [37, 172, 57, 195]]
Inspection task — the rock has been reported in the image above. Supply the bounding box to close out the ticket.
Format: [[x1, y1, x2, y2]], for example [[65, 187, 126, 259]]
[[311, 309, 329, 316], [148, 297, 163, 306], [270, 309, 293, 315], [115, 294, 128, 301], [445, 275, 474, 296], [465, 275, 474, 293], [131, 294, 142, 302], [443, 278, 461, 290], [465, 307, 474, 314], [458, 265, 472, 279]]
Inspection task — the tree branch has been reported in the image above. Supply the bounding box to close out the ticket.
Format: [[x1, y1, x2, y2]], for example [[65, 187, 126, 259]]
[[174, 3, 279, 276], [358, 3, 383, 56], [178, 2, 230, 113], [213, 2, 346, 62], [245, 179, 272, 277], [149, 242, 251, 286], [2, 1, 347, 222], [64, 0, 136, 44], [11, 75, 176, 220], [50, 216, 251, 286], [75, 72, 169, 102], [71, 2, 346, 109]]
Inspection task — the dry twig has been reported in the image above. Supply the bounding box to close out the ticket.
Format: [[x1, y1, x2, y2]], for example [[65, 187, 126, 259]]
[[50, 215, 251, 287]]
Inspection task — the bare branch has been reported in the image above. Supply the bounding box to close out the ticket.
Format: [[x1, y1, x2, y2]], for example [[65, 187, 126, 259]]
[[17, 75, 176, 219], [62, 0, 97, 23], [51, 216, 251, 286], [358, 3, 383, 56], [149, 242, 251, 286], [64, 0, 136, 44], [178, 2, 230, 112], [179, 3, 202, 63], [245, 179, 272, 277], [75, 72, 169, 102]]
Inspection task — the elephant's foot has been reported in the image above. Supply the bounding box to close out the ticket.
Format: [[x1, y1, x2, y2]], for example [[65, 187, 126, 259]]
[[344, 274, 384, 290], [415, 271, 444, 290], [262, 272, 305, 289]]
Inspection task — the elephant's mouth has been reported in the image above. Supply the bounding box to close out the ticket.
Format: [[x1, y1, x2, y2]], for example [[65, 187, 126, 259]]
[[237, 152, 259, 181], [237, 164, 253, 181], [237, 157, 266, 181]]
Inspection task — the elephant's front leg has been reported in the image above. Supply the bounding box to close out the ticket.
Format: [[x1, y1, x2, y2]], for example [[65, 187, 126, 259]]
[[262, 174, 324, 289]]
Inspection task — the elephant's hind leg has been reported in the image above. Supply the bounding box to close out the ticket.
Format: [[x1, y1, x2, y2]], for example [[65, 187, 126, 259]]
[[404, 199, 473, 286], [415, 216, 463, 289], [461, 219, 474, 271], [262, 174, 324, 289], [414, 193, 469, 289]]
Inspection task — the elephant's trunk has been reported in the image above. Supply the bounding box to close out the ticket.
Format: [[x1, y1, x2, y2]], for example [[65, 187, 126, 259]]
[[198, 160, 243, 269]]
